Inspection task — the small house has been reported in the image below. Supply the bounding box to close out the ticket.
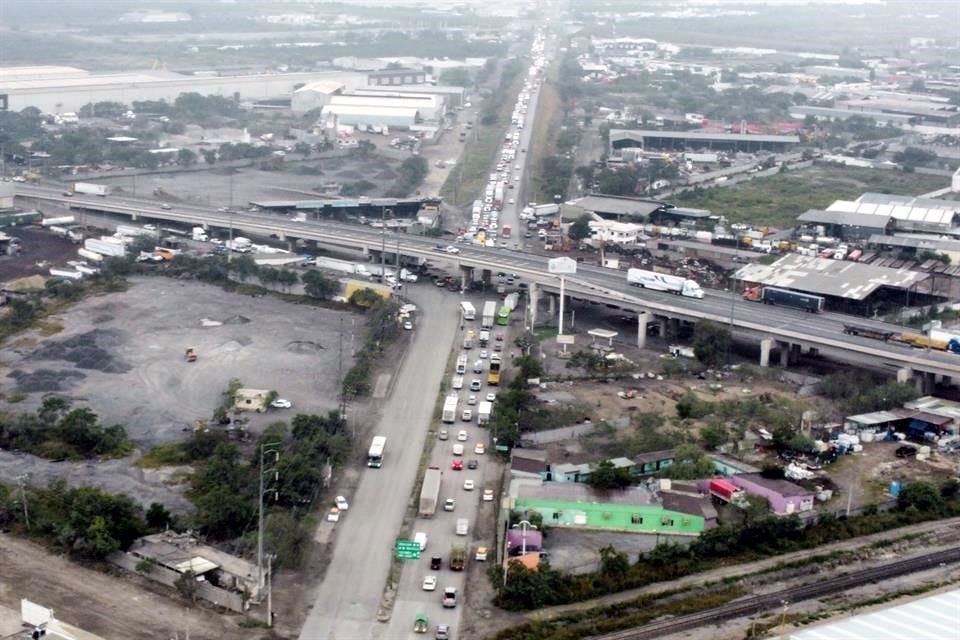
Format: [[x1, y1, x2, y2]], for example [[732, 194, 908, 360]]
[[510, 450, 549, 480], [730, 474, 815, 516]]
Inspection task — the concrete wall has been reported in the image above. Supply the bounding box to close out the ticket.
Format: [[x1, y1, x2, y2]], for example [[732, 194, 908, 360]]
[[109, 553, 247, 612]]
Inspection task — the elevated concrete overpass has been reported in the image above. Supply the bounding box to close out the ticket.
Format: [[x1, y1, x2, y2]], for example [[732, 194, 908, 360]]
[[16, 185, 960, 385]]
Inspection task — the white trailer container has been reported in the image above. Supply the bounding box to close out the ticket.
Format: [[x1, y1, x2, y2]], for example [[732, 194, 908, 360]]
[[116, 225, 152, 237], [192, 227, 209, 242], [77, 248, 104, 263], [41, 216, 75, 227], [84, 238, 127, 258], [73, 182, 109, 196], [442, 395, 459, 424], [49, 268, 84, 280], [481, 301, 497, 329], [477, 401, 492, 425], [626, 268, 704, 299], [460, 301, 476, 321]]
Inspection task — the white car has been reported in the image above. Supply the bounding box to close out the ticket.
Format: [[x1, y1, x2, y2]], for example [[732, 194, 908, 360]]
[[403, 321, 414, 330], [271, 398, 292, 409], [422, 575, 438, 591], [457, 430, 469, 442], [326, 507, 340, 523], [479, 350, 488, 359], [474, 443, 486, 455], [470, 380, 482, 392], [444, 498, 456, 511], [485, 392, 496, 402], [462, 409, 473, 422], [467, 395, 477, 405], [463, 479, 475, 491], [143, 224, 157, 231], [335, 496, 349, 511], [445, 246, 461, 254], [483, 489, 494, 502]]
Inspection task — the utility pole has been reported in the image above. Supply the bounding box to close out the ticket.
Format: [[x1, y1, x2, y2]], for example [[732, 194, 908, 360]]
[[16, 474, 30, 530], [257, 444, 281, 597]]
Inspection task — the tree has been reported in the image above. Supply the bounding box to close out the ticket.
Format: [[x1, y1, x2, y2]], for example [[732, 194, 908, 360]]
[[700, 423, 729, 450], [146, 502, 172, 531], [599, 544, 630, 581], [439, 68, 472, 87], [175, 570, 199, 603], [692, 320, 731, 366], [348, 287, 383, 308], [568, 215, 592, 242], [302, 270, 338, 300], [8, 298, 38, 329], [898, 481, 945, 514], [662, 445, 715, 480], [586, 461, 633, 489], [177, 148, 198, 167]]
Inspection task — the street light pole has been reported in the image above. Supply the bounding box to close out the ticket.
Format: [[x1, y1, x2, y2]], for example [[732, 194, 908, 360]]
[[257, 443, 281, 597]]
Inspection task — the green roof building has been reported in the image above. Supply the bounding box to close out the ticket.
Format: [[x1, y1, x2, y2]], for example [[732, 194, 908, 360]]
[[513, 482, 713, 536]]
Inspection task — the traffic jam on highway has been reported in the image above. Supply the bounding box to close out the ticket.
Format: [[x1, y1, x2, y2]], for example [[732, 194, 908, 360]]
[[457, 31, 547, 252], [369, 299, 517, 640]]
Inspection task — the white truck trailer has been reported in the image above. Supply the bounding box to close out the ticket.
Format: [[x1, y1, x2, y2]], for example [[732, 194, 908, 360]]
[[442, 395, 459, 424], [626, 268, 704, 299], [73, 182, 109, 196]]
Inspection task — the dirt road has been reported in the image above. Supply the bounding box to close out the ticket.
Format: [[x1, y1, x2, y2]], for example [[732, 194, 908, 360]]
[[0, 534, 254, 640]]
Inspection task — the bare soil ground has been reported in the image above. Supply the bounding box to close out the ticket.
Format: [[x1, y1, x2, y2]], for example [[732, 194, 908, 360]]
[[0, 533, 253, 640], [0, 227, 79, 281]]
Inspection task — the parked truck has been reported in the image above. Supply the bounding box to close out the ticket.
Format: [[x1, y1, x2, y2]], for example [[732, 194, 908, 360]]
[[477, 401, 492, 425], [418, 467, 442, 518], [626, 268, 704, 299], [41, 216, 76, 227], [742, 286, 824, 313], [77, 248, 104, 263], [116, 224, 153, 238], [442, 395, 459, 424], [449, 544, 467, 571], [192, 227, 209, 242], [481, 301, 497, 329], [73, 182, 109, 197], [84, 238, 127, 258]]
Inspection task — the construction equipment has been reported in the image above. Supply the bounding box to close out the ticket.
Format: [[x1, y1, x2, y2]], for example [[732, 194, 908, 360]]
[[184, 348, 197, 362]]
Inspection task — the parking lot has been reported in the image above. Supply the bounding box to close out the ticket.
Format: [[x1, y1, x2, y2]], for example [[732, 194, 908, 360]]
[[0, 277, 352, 504]]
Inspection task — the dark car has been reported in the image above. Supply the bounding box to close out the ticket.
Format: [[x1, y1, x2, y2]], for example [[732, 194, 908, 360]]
[[467, 459, 479, 469], [895, 445, 917, 458], [430, 555, 442, 570]]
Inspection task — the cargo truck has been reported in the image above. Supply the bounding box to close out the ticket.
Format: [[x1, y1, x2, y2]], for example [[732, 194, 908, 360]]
[[477, 401, 492, 425], [73, 182, 109, 197], [41, 216, 76, 227], [116, 224, 153, 238], [192, 227, 209, 242], [418, 467, 442, 518], [479, 329, 490, 347], [460, 301, 476, 321], [442, 395, 459, 424], [627, 268, 704, 299], [742, 286, 824, 313], [77, 248, 104, 263], [449, 544, 467, 571], [481, 301, 497, 329]]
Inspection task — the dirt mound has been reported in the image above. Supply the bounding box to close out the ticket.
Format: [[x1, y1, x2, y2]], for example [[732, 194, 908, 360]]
[[286, 340, 324, 354], [9, 368, 86, 392], [30, 329, 130, 373], [222, 315, 251, 325]]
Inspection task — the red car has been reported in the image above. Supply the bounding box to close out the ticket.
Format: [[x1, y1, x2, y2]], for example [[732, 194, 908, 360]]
[[451, 459, 463, 471], [495, 334, 505, 342]]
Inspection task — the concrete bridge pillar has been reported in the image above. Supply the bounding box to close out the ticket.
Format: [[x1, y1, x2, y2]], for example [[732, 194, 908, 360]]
[[654, 316, 668, 338], [547, 293, 556, 319], [668, 317, 680, 338], [778, 341, 790, 367], [527, 282, 539, 328], [897, 367, 913, 384], [460, 266, 469, 291], [760, 337, 774, 368], [636, 311, 650, 350], [790, 343, 802, 365]]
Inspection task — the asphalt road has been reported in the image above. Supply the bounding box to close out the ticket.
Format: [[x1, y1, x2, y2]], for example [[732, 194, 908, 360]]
[[297, 284, 459, 640]]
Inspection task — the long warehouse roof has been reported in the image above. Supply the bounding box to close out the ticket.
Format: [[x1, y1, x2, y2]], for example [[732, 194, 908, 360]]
[[788, 588, 960, 640], [827, 193, 960, 227], [610, 129, 800, 144], [734, 254, 928, 300]]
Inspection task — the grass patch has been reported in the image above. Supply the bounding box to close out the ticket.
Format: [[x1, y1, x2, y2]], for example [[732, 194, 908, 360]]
[[33, 320, 64, 336], [671, 165, 950, 228], [137, 442, 190, 468]]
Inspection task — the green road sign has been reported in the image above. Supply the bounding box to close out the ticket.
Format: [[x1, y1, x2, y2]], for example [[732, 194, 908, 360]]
[[395, 539, 422, 560]]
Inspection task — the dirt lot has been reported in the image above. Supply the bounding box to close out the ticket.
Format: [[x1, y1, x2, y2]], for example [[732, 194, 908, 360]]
[[0, 533, 253, 640], [0, 226, 79, 280], [0, 277, 352, 508]]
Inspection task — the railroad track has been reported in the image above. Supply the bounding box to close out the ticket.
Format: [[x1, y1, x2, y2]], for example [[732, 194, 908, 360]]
[[588, 546, 960, 640]]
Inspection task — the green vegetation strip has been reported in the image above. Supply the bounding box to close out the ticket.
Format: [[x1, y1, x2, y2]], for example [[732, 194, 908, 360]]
[[671, 166, 949, 228]]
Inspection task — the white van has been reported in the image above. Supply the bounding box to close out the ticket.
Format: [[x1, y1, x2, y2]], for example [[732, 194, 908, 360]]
[[414, 531, 428, 550], [456, 518, 469, 536], [452, 443, 464, 456]]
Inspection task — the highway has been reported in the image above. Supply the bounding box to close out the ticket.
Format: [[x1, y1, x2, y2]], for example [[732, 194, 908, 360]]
[[17, 183, 960, 377]]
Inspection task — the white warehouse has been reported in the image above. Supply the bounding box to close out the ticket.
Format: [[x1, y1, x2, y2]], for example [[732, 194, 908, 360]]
[[327, 94, 441, 120], [322, 104, 420, 130]]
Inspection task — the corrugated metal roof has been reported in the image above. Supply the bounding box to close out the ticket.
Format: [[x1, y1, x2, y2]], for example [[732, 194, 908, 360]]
[[567, 195, 666, 217], [798, 209, 891, 228], [610, 129, 800, 144], [788, 588, 960, 640], [824, 193, 960, 229], [734, 254, 928, 299]]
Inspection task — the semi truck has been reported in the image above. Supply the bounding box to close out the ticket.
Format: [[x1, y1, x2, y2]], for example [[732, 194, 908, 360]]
[[41, 216, 76, 227], [442, 395, 459, 424], [192, 227, 209, 242], [742, 286, 824, 313], [315, 257, 371, 277], [84, 238, 127, 258], [78, 248, 104, 263], [116, 225, 153, 238], [848, 325, 960, 354], [627, 268, 704, 299], [449, 544, 467, 571], [503, 292, 519, 312], [481, 301, 497, 329], [418, 467, 442, 518], [73, 182, 109, 197]]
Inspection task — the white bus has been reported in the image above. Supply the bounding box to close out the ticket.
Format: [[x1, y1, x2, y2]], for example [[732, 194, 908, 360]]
[[460, 301, 476, 321], [367, 436, 387, 468]]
